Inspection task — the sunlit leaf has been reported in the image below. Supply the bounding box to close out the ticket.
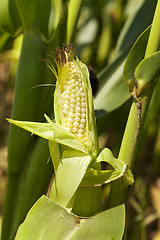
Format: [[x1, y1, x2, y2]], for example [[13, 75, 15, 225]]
[[50, 151, 91, 207], [0, 0, 22, 36], [15, 196, 79, 240], [15, 196, 125, 240], [123, 26, 151, 92], [135, 50, 160, 94], [67, 0, 83, 43], [115, 0, 156, 56], [71, 204, 125, 240], [96, 148, 134, 186], [94, 0, 156, 118], [80, 168, 123, 187], [94, 51, 131, 118], [15, 0, 62, 42], [7, 118, 87, 154]]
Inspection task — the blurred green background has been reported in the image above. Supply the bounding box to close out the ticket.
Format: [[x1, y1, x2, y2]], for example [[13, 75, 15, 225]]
[[0, 0, 160, 239]]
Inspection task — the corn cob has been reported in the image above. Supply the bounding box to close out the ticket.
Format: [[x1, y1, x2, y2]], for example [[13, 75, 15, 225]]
[[49, 45, 89, 146], [60, 61, 87, 144]]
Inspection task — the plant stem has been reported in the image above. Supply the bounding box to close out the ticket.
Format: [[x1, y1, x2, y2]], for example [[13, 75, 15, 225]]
[[145, 0, 160, 57], [107, 0, 160, 208]]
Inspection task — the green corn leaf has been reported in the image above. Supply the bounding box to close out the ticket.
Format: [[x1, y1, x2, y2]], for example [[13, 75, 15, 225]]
[[15, 0, 62, 42], [48, 0, 62, 42], [94, 51, 131, 118], [123, 25, 160, 97], [97, 148, 123, 170], [50, 151, 91, 207], [0, 0, 22, 36], [80, 168, 124, 187], [9, 138, 53, 238], [70, 204, 125, 240], [114, 0, 157, 56], [135, 50, 160, 95], [15, 196, 79, 240], [94, 0, 156, 118], [67, 0, 83, 43], [96, 148, 134, 187], [0, 32, 10, 51], [123, 26, 151, 93], [7, 31, 46, 172], [6, 118, 87, 154], [45, 114, 88, 154], [1, 31, 47, 240], [15, 196, 125, 240]]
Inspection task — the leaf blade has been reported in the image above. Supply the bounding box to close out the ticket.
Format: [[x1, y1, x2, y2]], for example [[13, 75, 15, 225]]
[[50, 151, 91, 207], [123, 26, 151, 91], [7, 118, 87, 154], [15, 196, 79, 240], [15, 196, 125, 240], [70, 204, 125, 240], [135, 50, 160, 94]]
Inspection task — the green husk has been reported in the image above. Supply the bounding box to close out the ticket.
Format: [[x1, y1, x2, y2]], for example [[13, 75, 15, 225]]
[[52, 50, 99, 157], [6, 117, 87, 154], [50, 151, 91, 207]]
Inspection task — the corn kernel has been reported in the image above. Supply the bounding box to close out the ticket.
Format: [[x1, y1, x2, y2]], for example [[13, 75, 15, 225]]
[[68, 112, 74, 118], [70, 103, 76, 108], [79, 124, 85, 129], [73, 122, 79, 128], [80, 119, 85, 124], [67, 118, 74, 123], [76, 97, 81, 102], [63, 104, 70, 110], [81, 102, 86, 108], [73, 127, 78, 133], [76, 102, 81, 107], [78, 129, 84, 134], [77, 134, 84, 139], [62, 109, 68, 115], [75, 112, 81, 117], [66, 122, 73, 128], [81, 113, 86, 119], [70, 99, 76, 104], [74, 117, 81, 122], [75, 107, 81, 113]]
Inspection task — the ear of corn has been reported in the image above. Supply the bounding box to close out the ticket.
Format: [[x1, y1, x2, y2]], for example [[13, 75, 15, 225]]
[[52, 46, 99, 157], [48, 46, 102, 212]]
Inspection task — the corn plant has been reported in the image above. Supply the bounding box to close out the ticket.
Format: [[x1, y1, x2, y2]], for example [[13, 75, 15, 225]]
[[1, 0, 160, 239]]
